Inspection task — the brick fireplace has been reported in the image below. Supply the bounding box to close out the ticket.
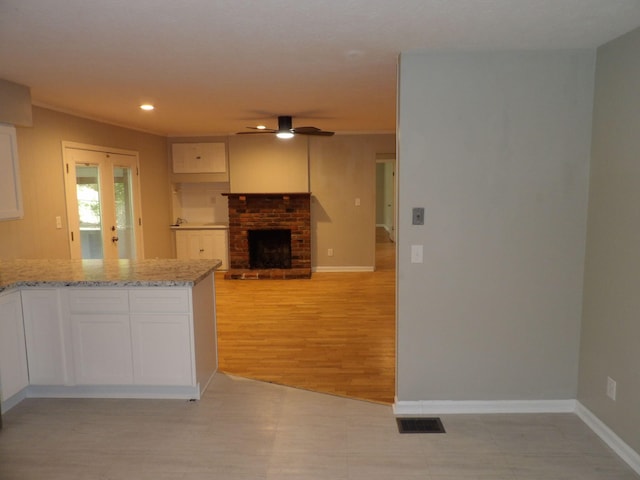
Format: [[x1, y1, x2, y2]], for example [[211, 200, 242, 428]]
[[223, 193, 311, 279]]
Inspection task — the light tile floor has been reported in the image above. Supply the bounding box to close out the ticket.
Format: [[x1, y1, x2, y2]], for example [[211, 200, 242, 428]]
[[0, 373, 638, 479]]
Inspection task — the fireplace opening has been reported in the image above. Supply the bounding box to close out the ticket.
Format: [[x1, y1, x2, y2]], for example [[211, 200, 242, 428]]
[[249, 229, 292, 269]]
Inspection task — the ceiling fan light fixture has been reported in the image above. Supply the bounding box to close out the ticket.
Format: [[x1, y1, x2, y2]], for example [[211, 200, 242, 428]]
[[276, 115, 294, 139]]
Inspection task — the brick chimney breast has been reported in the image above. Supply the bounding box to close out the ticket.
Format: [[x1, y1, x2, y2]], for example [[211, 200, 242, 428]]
[[223, 193, 311, 279]]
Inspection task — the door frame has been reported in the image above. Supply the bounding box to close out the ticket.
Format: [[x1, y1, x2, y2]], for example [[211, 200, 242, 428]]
[[62, 141, 145, 260], [375, 153, 396, 243]]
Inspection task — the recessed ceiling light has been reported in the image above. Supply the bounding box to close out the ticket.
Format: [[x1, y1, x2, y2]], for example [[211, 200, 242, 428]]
[[140, 104, 154, 111], [256, 125, 266, 129]]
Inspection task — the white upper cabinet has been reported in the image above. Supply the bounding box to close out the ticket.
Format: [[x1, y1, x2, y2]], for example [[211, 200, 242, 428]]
[[0, 124, 23, 220], [172, 142, 226, 174]]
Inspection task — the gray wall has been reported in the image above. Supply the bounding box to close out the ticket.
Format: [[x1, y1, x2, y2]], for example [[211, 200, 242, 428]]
[[397, 51, 595, 401], [578, 27, 640, 454]]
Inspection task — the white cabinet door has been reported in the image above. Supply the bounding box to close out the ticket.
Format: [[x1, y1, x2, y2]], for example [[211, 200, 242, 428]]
[[67, 289, 132, 385], [0, 124, 23, 220], [175, 230, 228, 269], [199, 231, 216, 259], [130, 289, 193, 386], [0, 291, 29, 401], [21, 289, 67, 385], [131, 314, 193, 385], [172, 143, 226, 173], [71, 314, 133, 385], [176, 230, 201, 259], [209, 230, 229, 270]]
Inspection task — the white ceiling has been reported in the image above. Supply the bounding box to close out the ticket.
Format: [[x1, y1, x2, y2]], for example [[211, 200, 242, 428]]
[[1, 0, 639, 137]]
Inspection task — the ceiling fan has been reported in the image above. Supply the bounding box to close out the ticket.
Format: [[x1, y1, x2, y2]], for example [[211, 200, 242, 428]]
[[237, 116, 334, 138]]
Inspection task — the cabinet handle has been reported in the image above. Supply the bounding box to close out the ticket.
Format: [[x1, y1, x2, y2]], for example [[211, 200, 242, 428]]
[[199, 249, 205, 252]]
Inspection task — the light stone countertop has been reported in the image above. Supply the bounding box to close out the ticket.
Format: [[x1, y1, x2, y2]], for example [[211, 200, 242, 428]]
[[0, 258, 221, 293]]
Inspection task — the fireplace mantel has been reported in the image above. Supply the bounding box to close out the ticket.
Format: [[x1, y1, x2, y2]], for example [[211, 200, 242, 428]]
[[222, 192, 311, 200], [224, 192, 311, 279]]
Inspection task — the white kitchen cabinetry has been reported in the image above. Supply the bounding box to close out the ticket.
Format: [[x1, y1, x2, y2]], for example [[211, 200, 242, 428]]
[[0, 290, 29, 403], [21, 289, 67, 385], [175, 229, 228, 269], [130, 289, 193, 386], [172, 143, 226, 174], [68, 289, 133, 385], [0, 124, 23, 220], [65, 287, 197, 387]]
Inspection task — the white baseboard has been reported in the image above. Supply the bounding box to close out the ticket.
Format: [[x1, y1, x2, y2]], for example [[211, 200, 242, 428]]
[[393, 398, 576, 415], [313, 266, 374, 273], [0, 387, 28, 414], [25, 384, 201, 401], [575, 401, 640, 476]]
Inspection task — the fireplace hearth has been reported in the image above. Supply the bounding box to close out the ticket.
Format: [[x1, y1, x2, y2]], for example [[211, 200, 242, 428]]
[[223, 193, 311, 279]]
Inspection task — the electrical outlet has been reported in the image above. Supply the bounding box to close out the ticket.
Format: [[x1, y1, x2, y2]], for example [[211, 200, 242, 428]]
[[55, 216, 62, 229], [327, 248, 334, 257], [606, 376, 617, 400], [355, 198, 361, 206]]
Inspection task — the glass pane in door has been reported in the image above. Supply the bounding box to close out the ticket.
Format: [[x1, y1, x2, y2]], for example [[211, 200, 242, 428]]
[[75, 165, 104, 259], [113, 166, 136, 259]]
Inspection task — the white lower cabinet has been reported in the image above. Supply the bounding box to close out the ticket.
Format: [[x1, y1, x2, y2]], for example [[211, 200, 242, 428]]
[[131, 314, 192, 385], [175, 229, 228, 269], [68, 289, 133, 385], [66, 287, 193, 387], [71, 313, 134, 385], [129, 288, 193, 385], [0, 290, 29, 402], [1, 281, 212, 408], [21, 289, 67, 385]]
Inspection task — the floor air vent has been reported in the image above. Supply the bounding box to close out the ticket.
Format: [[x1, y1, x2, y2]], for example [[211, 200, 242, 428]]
[[396, 417, 446, 434]]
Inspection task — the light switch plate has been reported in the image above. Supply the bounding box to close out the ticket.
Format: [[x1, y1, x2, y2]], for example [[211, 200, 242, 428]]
[[412, 207, 424, 225]]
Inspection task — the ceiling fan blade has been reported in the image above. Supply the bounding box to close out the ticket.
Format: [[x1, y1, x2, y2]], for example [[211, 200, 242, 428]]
[[237, 126, 277, 135], [235, 116, 335, 136], [293, 126, 335, 136]]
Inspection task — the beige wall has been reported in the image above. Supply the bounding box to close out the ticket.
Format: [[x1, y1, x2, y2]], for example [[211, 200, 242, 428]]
[[397, 51, 595, 401], [0, 107, 171, 259], [578, 27, 640, 454], [310, 134, 395, 269], [228, 135, 309, 193], [0, 79, 32, 126]]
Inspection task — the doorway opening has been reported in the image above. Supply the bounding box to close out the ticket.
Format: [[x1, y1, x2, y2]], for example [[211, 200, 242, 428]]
[[375, 154, 396, 271]]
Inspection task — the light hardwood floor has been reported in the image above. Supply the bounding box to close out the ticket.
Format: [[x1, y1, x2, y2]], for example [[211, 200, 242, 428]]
[[215, 229, 396, 404]]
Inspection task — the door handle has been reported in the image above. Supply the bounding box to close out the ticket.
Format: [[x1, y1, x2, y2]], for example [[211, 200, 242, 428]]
[[112, 235, 119, 243]]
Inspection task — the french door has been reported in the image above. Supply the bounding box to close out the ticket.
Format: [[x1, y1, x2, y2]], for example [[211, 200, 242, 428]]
[[63, 143, 144, 260]]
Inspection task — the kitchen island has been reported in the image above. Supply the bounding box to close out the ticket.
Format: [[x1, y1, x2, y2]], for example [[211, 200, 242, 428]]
[[0, 258, 220, 413]]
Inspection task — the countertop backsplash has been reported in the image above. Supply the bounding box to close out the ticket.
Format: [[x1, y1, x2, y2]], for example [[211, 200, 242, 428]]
[[172, 182, 230, 226]]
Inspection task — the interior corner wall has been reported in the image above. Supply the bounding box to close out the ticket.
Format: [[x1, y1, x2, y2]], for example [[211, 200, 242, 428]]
[[309, 134, 395, 269], [0, 107, 171, 259], [578, 27, 640, 455], [397, 51, 595, 401]]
